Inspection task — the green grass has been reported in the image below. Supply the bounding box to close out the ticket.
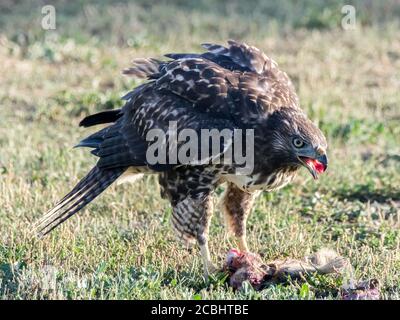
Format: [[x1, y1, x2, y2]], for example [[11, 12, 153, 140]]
[[0, 0, 400, 299]]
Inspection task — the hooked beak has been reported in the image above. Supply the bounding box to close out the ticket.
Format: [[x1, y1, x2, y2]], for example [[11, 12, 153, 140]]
[[298, 153, 328, 180]]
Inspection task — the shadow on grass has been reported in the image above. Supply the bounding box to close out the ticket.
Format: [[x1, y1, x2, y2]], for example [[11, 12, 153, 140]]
[[380, 154, 400, 166], [0, 262, 25, 298], [334, 184, 400, 204]]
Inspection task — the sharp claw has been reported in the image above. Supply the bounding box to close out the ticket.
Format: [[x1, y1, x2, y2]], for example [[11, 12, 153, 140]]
[[203, 262, 218, 278]]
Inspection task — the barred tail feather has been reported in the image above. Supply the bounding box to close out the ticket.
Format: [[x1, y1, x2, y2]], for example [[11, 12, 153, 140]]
[[35, 166, 124, 237], [122, 58, 162, 79]]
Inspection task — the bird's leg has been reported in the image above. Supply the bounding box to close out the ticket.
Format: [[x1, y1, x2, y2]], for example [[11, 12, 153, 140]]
[[221, 183, 258, 252], [171, 193, 217, 278], [158, 169, 219, 278], [198, 236, 217, 277], [196, 196, 218, 277]]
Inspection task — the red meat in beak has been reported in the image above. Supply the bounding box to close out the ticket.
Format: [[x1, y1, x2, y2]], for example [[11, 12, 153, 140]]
[[299, 154, 328, 179]]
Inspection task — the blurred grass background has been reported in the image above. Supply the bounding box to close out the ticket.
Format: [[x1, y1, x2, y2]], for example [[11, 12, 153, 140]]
[[2, 0, 400, 45], [0, 0, 399, 299]]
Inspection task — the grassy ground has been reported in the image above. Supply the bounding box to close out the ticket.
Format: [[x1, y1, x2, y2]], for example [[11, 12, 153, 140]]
[[0, 0, 399, 299]]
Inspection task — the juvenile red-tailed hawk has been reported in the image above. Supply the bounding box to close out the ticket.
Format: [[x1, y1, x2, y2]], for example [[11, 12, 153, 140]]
[[36, 41, 328, 276]]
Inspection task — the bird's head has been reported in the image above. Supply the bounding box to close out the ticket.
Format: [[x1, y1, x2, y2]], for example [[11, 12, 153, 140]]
[[257, 108, 328, 179]]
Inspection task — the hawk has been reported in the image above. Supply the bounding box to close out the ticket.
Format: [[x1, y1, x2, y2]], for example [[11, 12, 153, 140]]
[[36, 41, 328, 276]]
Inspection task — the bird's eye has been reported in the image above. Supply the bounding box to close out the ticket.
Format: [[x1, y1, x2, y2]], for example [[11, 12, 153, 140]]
[[293, 138, 305, 148]]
